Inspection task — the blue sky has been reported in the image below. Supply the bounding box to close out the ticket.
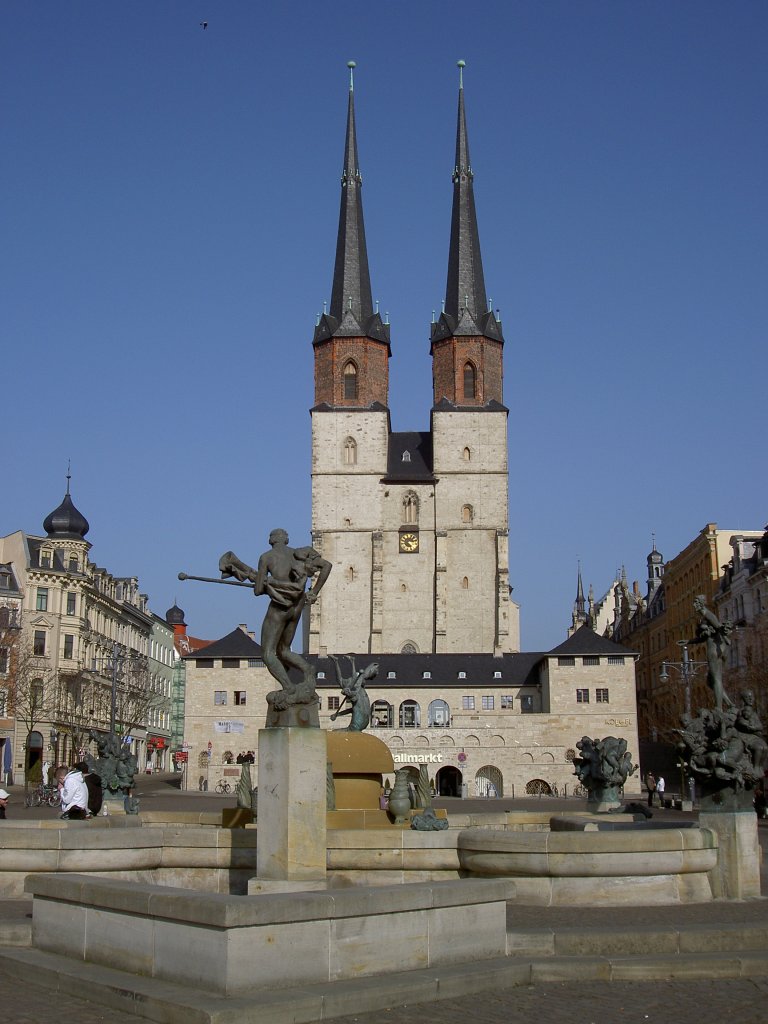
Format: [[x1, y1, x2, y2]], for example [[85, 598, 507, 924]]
[[3, 1, 766, 651]]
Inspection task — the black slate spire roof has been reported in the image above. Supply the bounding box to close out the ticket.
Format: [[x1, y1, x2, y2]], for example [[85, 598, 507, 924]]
[[431, 64, 503, 345], [574, 564, 586, 619], [314, 64, 389, 347], [42, 473, 89, 540]]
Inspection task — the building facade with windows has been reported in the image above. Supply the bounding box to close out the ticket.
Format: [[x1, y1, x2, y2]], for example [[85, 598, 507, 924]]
[[0, 482, 162, 781], [184, 624, 638, 797], [0, 562, 24, 782], [308, 69, 519, 660], [612, 524, 764, 742], [183, 70, 641, 798], [714, 527, 768, 716]]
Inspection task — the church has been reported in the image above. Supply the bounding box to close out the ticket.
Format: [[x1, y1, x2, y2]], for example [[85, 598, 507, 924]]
[[309, 63, 517, 660], [181, 66, 640, 800]]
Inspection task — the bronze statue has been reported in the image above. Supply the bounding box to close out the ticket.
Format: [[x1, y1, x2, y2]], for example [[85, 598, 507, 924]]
[[220, 529, 331, 711], [689, 595, 733, 711], [181, 529, 331, 718], [572, 735, 637, 810], [676, 690, 767, 808], [328, 654, 377, 731]]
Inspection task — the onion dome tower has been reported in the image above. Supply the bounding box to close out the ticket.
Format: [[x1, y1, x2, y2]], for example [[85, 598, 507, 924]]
[[165, 603, 187, 628], [43, 471, 90, 540]]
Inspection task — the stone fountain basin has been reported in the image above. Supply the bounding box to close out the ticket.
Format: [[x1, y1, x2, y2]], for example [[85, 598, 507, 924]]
[[457, 819, 718, 905]]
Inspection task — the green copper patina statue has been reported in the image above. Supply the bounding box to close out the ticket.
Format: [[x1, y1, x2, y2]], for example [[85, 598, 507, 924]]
[[180, 528, 331, 724]]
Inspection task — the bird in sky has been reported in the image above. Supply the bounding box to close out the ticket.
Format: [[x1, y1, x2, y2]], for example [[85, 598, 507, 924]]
[[199, 21, 208, 30]]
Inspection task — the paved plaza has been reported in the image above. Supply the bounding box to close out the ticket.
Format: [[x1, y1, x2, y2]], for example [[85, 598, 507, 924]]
[[1, 968, 767, 1024], [1, 775, 767, 1024]]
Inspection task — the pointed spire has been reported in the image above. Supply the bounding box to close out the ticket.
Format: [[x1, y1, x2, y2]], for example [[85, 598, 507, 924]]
[[575, 561, 586, 616], [314, 63, 388, 347], [329, 62, 373, 326], [433, 61, 502, 344]]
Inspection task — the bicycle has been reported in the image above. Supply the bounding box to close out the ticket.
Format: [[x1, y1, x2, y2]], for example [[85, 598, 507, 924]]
[[24, 784, 59, 808], [215, 779, 231, 794]]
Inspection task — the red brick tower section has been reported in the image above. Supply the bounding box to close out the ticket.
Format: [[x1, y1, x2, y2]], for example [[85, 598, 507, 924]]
[[313, 63, 390, 409], [431, 335, 503, 407], [431, 62, 504, 407], [314, 335, 389, 407]]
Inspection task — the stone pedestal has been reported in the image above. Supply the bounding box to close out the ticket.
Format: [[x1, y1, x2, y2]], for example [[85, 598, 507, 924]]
[[699, 810, 761, 899], [255, 727, 327, 882]]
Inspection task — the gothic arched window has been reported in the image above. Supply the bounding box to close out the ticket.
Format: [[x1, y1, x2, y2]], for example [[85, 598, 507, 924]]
[[343, 361, 358, 400], [462, 446, 471, 462], [343, 436, 357, 465], [463, 362, 477, 400], [462, 504, 473, 524]]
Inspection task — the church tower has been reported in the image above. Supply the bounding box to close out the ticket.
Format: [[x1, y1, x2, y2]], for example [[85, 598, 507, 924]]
[[310, 64, 519, 657], [429, 63, 514, 655]]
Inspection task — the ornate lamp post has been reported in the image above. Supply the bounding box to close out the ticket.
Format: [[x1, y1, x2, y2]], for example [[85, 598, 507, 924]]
[[48, 727, 59, 763], [660, 642, 705, 806], [659, 642, 705, 718]]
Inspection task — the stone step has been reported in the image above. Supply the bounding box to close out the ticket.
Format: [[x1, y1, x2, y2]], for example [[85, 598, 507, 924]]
[[0, 900, 32, 948], [1, 939, 767, 1024], [508, 921, 768, 958]]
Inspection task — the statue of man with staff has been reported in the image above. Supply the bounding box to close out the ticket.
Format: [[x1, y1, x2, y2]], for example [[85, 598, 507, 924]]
[[219, 530, 331, 711], [181, 529, 331, 715]]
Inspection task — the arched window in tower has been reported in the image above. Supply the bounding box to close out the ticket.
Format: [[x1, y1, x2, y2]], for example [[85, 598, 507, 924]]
[[343, 436, 357, 465], [343, 361, 358, 400], [462, 504, 473, 524], [346, 566, 355, 582], [462, 446, 471, 462], [461, 576, 469, 590], [463, 361, 477, 400], [403, 492, 419, 525]]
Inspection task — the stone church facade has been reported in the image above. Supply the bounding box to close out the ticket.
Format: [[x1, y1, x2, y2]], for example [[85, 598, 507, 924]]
[[309, 68, 518, 659], [183, 67, 641, 801]]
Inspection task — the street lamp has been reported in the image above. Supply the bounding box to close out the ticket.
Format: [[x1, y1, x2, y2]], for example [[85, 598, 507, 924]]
[[659, 642, 705, 718], [85, 641, 127, 736]]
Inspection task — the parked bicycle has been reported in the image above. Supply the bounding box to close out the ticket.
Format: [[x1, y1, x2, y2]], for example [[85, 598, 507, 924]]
[[24, 784, 59, 808], [215, 779, 231, 794]]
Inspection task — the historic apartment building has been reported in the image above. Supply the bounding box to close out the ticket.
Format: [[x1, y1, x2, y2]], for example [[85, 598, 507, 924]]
[[612, 524, 765, 742], [715, 528, 768, 711], [0, 482, 172, 781], [183, 68, 641, 800]]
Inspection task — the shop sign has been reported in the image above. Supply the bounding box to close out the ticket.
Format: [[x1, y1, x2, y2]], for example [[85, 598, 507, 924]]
[[393, 752, 443, 764]]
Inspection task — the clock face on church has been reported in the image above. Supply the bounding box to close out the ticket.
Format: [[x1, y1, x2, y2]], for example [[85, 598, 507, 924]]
[[399, 532, 419, 553]]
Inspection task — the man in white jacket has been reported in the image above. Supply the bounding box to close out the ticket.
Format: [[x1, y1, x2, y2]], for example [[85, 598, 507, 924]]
[[54, 765, 89, 820]]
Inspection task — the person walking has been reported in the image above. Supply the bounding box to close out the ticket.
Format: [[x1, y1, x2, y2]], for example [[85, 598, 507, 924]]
[[645, 772, 657, 808], [656, 775, 666, 809]]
